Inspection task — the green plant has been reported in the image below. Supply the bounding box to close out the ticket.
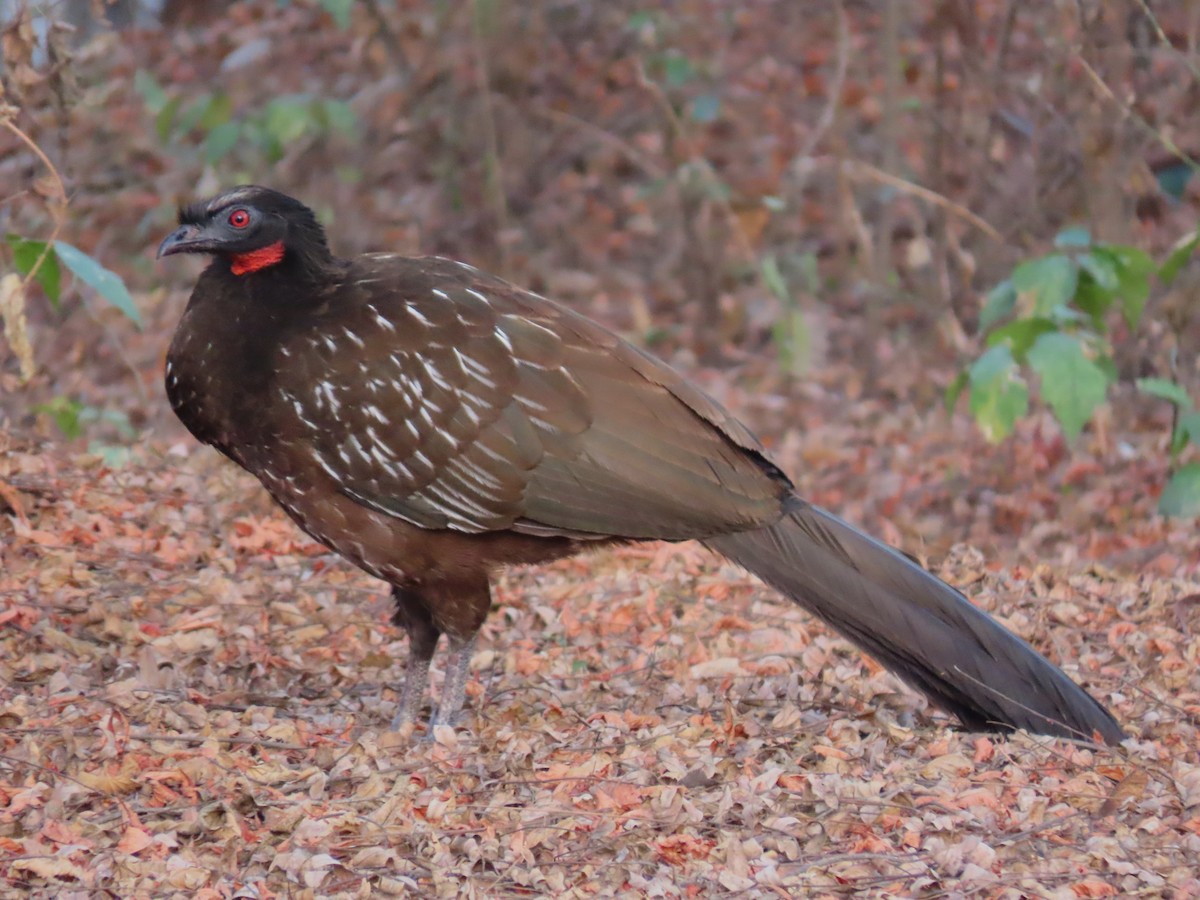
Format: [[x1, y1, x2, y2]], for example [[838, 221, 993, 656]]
[[947, 226, 1200, 515], [1136, 377, 1200, 516], [6, 235, 141, 324], [2, 116, 140, 383], [34, 396, 137, 464], [134, 72, 357, 166], [762, 251, 816, 377]]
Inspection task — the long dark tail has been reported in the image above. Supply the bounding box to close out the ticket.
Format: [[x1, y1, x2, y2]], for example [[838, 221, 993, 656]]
[[703, 498, 1124, 744]]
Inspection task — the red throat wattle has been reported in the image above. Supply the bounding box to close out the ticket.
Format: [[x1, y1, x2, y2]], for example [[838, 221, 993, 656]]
[[230, 241, 285, 276]]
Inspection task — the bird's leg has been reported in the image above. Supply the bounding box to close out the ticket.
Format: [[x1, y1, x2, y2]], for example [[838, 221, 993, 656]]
[[390, 586, 441, 730], [432, 633, 478, 728]]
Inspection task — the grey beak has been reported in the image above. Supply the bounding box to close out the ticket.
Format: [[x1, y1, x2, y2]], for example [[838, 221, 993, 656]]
[[157, 224, 204, 259]]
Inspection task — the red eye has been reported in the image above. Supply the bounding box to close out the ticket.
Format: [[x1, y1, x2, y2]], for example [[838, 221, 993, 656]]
[[228, 209, 251, 228]]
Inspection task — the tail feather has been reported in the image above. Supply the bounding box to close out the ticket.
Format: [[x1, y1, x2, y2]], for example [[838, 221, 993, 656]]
[[703, 498, 1124, 743]]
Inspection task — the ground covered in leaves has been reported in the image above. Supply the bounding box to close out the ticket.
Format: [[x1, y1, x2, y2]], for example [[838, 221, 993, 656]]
[[4, 0, 1200, 896], [2, 411, 1199, 897]]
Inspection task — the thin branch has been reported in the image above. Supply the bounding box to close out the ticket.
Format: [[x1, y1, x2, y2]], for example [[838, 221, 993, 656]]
[[634, 59, 756, 266], [1132, 0, 1200, 86], [1, 117, 67, 292], [838, 158, 1004, 243], [792, 0, 850, 174], [1073, 50, 1200, 172], [527, 104, 666, 180], [470, 0, 510, 272]]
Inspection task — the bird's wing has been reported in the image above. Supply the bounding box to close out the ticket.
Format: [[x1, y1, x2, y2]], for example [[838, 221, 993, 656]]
[[270, 256, 788, 540]]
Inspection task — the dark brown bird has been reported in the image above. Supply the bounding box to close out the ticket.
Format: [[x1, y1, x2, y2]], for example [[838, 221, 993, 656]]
[[158, 186, 1123, 744]]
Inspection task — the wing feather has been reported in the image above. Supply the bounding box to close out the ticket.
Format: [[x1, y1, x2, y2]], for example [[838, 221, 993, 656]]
[[271, 257, 788, 540]]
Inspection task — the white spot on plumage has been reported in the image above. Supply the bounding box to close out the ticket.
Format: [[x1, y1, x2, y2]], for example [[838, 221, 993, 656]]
[[423, 360, 454, 392], [368, 304, 397, 333], [342, 327, 365, 349], [456, 403, 482, 428], [314, 380, 341, 415], [455, 350, 497, 390], [365, 405, 390, 425], [431, 289, 450, 301], [464, 288, 491, 307], [515, 393, 551, 414], [292, 399, 317, 429], [448, 455, 504, 491], [370, 444, 400, 475], [311, 449, 342, 482], [406, 304, 432, 327], [322, 335, 338, 353], [349, 433, 372, 463], [493, 325, 513, 351], [421, 479, 494, 523]]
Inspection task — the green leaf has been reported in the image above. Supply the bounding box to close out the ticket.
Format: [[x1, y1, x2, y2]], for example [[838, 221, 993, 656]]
[[1136, 377, 1192, 408], [662, 52, 693, 86], [760, 254, 789, 302], [1160, 230, 1200, 286], [204, 121, 241, 163], [690, 94, 721, 123], [1173, 412, 1200, 456], [1098, 245, 1154, 329], [1026, 332, 1109, 441], [200, 92, 234, 130], [155, 96, 183, 142], [262, 97, 315, 146], [174, 95, 212, 136], [1158, 462, 1200, 517], [53, 241, 141, 327], [967, 344, 1029, 442], [1154, 162, 1194, 201], [317, 99, 357, 135], [1094, 353, 1119, 385], [1074, 258, 1118, 329], [1054, 226, 1091, 248], [978, 279, 1015, 331], [1012, 253, 1078, 317], [627, 11, 656, 31], [6, 234, 61, 306], [34, 396, 85, 440], [133, 69, 167, 114], [1078, 250, 1119, 292], [984, 316, 1057, 362], [319, 0, 353, 27], [944, 370, 969, 413]]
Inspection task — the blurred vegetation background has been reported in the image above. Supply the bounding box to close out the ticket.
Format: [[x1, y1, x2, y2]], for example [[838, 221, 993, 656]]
[[2, 0, 1199, 529]]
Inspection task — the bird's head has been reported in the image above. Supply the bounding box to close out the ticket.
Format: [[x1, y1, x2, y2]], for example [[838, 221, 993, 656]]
[[157, 185, 332, 277]]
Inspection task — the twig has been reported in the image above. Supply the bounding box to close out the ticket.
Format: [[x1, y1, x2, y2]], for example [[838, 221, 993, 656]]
[[1132, 0, 1200, 87], [838, 158, 1004, 243], [527, 104, 666, 180], [791, 0, 850, 178], [470, 0, 510, 272], [634, 59, 756, 266], [1, 117, 68, 293], [1073, 51, 1200, 173], [361, 0, 408, 79]]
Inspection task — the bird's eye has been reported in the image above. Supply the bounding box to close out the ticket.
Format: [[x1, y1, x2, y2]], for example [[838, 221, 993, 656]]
[[228, 209, 251, 229]]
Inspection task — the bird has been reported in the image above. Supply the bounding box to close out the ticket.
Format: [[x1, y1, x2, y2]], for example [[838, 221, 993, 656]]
[[157, 186, 1124, 744]]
